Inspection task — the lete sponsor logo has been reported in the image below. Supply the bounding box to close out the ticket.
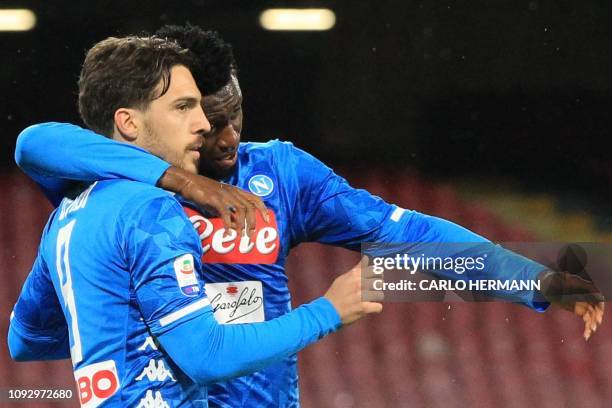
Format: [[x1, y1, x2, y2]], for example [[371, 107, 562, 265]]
[[74, 360, 120, 408], [173, 254, 200, 297], [184, 207, 279, 264]]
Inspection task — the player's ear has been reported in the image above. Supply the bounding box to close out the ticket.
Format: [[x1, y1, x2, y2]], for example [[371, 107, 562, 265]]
[[113, 108, 141, 142]]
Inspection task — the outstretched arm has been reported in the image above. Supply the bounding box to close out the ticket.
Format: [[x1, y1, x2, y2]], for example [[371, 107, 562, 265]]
[[283, 142, 603, 337]]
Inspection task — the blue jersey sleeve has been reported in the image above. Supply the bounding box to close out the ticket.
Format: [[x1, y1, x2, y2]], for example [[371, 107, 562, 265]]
[[122, 193, 210, 334], [279, 142, 396, 247], [15, 122, 170, 206], [285, 143, 548, 310], [157, 296, 340, 385], [124, 193, 341, 385], [8, 249, 70, 361]]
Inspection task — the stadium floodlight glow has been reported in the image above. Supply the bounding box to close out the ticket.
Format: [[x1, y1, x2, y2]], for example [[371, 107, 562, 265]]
[[259, 9, 336, 31], [0, 9, 36, 31]]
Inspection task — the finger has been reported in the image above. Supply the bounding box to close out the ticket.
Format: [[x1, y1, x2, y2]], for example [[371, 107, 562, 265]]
[[347, 259, 363, 277], [583, 313, 593, 340], [222, 193, 246, 234], [226, 206, 240, 236], [219, 210, 233, 237], [582, 313, 594, 338], [584, 324, 591, 341], [363, 289, 384, 302], [242, 193, 269, 223], [584, 303, 595, 319], [244, 201, 257, 240], [585, 310, 599, 334], [361, 257, 380, 280], [228, 191, 256, 238], [232, 203, 247, 239], [586, 311, 597, 333], [362, 256, 384, 302], [582, 310, 590, 324], [361, 302, 383, 314], [363, 277, 381, 292], [575, 304, 592, 329], [596, 302, 605, 325], [588, 305, 602, 331], [592, 303, 604, 327]]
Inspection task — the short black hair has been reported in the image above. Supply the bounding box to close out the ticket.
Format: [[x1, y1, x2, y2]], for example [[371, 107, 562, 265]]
[[155, 24, 237, 95]]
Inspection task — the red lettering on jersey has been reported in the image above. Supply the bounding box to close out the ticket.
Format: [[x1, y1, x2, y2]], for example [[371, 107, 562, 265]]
[[92, 370, 119, 398], [75, 361, 119, 406], [77, 376, 92, 404], [184, 207, 280, 264]]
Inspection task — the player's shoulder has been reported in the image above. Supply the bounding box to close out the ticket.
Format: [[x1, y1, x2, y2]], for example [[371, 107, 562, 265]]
[[240, 139, 311, 163], [95, 179, 171, 199], [94, 180, 182, 216], [95, 180, 194, 239], [240, 139, 297, 153]]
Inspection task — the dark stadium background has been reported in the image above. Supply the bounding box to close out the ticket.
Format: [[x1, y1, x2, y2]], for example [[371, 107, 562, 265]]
[[2, 1, 612, 407]]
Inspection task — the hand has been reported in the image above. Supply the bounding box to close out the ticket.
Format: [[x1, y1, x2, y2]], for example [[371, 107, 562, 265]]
[[324, 257, 383, 326], [158, 166, 269, 238], [539, 270, 605, 340]]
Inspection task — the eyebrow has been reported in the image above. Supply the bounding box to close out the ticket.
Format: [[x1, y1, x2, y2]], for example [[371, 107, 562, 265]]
[[173, 96, 200, 105]]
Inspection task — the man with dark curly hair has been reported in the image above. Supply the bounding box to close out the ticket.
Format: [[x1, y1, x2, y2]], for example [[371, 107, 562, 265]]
[[15, 24, 604, 408]]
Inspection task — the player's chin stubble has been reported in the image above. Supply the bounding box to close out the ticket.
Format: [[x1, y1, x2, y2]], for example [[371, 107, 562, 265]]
[[141, 123, 197, 172]]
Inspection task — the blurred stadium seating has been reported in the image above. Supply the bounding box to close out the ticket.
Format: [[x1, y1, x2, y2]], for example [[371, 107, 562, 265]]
[[1, 170, 610, 407]]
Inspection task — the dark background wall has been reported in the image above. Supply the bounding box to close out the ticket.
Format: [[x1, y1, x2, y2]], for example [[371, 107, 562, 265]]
[[1, 0, 611, 200]]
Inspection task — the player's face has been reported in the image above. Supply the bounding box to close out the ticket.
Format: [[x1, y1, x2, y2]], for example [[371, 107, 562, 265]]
[[140, 65, 209, 174], [199, 74, 243, 179]]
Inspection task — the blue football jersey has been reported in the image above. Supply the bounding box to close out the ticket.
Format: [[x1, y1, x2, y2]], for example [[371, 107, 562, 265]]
[[191, 140, 547, 407], [14, 180, 210, 407], [15, 123, 547, 407]]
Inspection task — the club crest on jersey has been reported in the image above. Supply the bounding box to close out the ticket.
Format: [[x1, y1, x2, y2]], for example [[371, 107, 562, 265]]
[[173, 254, 200, 297], [184, 207, 280, 264], [248, 174, 274, 197]]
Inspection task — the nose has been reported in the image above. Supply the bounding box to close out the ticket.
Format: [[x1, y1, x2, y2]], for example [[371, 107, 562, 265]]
[[194, 104, 211, 135], [216, 124, 239, 153]]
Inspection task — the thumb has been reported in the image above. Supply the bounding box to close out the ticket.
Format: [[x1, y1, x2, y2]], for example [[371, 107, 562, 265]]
[[361, 302, 383, 314]]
